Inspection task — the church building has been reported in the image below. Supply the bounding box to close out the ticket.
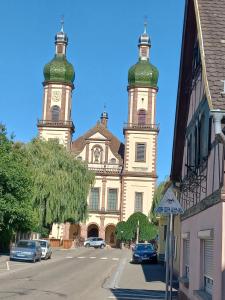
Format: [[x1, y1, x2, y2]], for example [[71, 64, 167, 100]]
[[37, 24, 159, 246]]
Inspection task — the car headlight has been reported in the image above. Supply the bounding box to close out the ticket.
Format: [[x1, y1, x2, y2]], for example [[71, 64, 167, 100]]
[[152, 253, 157, 256], [134, 254, 140, 257], [10, 250, 16, 254]]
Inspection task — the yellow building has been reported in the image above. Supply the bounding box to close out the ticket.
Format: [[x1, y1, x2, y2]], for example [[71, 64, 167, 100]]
[[38, 24, 159, 246]]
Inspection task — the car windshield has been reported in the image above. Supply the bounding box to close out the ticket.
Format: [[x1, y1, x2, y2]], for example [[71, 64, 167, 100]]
[[16, 241, 35, 249], [39, 241, 47, 247], [136, 244, 154, 251]]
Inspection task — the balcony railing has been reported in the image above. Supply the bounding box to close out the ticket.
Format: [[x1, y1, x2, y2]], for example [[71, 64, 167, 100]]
[[37, 120, 75, 131], [88, 207, 120, 214], [123, 123, 159, 131], [88, 165, 122, 174]]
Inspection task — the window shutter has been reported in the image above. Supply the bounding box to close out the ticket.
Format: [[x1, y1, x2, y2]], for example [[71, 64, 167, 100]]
[[204, 239, 214, 278]]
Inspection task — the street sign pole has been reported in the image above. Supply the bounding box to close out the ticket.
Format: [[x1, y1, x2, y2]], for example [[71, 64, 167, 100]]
[[165, 215, 170, 300], [169, 213, 173, 300], [154, 187, 184, 300]]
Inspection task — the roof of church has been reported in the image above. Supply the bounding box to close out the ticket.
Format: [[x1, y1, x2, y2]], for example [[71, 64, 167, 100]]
[[71, 122, 124, 163]]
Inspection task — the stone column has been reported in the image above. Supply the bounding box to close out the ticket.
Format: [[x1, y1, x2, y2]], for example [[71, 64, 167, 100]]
[[99, 216, 105, 239], [101, 176, 106, 210], [80, 223, 87, 240]]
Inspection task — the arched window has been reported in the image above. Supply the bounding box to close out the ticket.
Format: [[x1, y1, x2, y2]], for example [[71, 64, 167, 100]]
[[51, 105, 60, 121], [138, 109, 146, 125]]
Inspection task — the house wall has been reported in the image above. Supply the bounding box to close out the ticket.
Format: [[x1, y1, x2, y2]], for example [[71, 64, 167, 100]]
[[180, 202, 223, 300]]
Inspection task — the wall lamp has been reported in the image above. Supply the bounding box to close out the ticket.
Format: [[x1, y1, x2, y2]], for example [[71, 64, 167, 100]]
[[210, 109, 225, 144]]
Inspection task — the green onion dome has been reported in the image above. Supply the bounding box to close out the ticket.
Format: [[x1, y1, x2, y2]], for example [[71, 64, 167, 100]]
[[43, 54, 75, 85], [128, 59, 159, 88]]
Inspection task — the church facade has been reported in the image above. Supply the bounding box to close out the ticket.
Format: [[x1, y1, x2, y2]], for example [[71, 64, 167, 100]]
[[37, 24, 159, 246]]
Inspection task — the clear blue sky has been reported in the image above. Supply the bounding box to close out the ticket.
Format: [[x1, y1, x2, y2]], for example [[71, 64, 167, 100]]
[[0, 0, 185, 183]]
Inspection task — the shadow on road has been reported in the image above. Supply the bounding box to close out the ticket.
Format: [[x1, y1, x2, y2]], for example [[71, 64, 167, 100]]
[[109, 288, 177, 299]]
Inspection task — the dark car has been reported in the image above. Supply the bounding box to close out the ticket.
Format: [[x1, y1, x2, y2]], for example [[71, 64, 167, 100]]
[[132, 243, 157, 264], [10, 240, 42, 263]]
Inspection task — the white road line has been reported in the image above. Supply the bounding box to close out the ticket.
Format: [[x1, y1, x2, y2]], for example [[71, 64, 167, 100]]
[[100, 257, 108, 260], [89, 257, 96, 259], [65, 256, 73, 259], [77, 256, 86, 259], [6, 261, 10, 271], [112, 258, 119, 261]]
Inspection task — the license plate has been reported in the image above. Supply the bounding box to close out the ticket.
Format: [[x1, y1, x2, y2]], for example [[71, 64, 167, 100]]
[[17, 253, 25, 257]]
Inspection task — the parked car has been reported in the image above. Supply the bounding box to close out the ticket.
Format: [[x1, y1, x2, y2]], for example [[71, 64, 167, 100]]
[[132, 243, 158, 264], [84, 237, 106, 249], [37, 239, 52, 260], [10, 240, 42, 263]]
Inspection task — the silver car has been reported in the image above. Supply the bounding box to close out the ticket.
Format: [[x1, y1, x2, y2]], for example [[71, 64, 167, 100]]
[[84, 237, 106, 249], [37, 240, 52, 260], [10, 240, 42, 263]]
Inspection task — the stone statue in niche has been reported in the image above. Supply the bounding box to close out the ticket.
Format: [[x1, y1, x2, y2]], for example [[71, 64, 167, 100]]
[[94, 147, 101, 163]]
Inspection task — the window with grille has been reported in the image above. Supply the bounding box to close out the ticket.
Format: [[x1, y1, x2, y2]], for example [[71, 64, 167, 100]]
[[138, 110, 146, 125], [135, 143, 146, 162], [51, 105, 60, 121], [107, 189, 117, 211], [134, 192, 143, 212], [183, 239, 190, 278], [89, 188, 99, 211], [203, 239, 214, 295]]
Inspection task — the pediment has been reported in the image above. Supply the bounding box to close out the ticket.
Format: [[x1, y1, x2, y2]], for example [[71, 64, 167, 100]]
[[89, 132, 107, 140]]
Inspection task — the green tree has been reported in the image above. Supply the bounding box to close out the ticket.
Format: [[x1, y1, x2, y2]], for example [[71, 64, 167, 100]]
[[115, 221, 133, 242], [150, 181, 169, 225], [25, 139, 95, 230], [0, 125, 35, 251], [127, 212, 157, 241]]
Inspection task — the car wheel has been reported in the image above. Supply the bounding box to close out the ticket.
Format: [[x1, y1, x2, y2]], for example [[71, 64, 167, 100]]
[[85, 243, 90, 248], [32, 257, 36, 263], [100, 244, 104, 249], [48, 254, 52, 259], [38, 256, 41, 262]]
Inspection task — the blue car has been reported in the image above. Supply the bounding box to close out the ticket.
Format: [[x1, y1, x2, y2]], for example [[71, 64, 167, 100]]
[[10, 240, 42, 263], [132, 243, 157, 264]]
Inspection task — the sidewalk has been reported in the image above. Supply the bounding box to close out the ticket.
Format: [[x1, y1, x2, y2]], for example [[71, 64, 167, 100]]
[[108, 250, 178, 299]]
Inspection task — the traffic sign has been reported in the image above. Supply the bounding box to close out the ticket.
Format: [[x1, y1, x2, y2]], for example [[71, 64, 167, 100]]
[[155, 187, 184, 215]]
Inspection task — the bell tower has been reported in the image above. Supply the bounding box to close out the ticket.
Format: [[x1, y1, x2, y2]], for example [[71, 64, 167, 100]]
[[37, 21, 75, 148], [122, 24, 159, 220]]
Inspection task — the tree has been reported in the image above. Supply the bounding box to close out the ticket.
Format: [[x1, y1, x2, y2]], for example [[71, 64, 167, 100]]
[[25, 139, 95, 230], [115, 212, 158, 243], [115, 221, 133, 242], [127, 212, 158, 241], [150, 181, 169, 225], [0, 125, 35, 251]]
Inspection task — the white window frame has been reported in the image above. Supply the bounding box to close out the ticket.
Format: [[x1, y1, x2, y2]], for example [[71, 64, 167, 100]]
[[183, 238, 190, 279]]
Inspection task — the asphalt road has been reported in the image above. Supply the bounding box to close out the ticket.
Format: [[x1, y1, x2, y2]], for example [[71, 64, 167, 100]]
[[0, 248, 178, 300], [0, 247, 126, 300]]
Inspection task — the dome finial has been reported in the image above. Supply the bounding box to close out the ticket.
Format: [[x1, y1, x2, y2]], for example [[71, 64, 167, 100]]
[[60, 15, 64, 33], [144, 16, 148, 34]]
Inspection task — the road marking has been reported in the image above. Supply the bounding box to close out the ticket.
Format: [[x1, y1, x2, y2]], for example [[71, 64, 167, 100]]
[[77, 256, 86, 259], [89, 257, 96, 259], [112, 258, 119, 261], [104, 257, 127, 289], [6, 261, 10, 271], [66, 256, 73, 259], [100, 257, 108, 260]]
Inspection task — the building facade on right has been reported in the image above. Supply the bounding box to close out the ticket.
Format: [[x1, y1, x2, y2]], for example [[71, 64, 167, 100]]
[[171, 0, 225, 299]]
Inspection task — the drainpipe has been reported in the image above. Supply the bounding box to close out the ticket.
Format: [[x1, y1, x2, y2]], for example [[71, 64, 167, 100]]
[[210, 109, 225, 145]]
